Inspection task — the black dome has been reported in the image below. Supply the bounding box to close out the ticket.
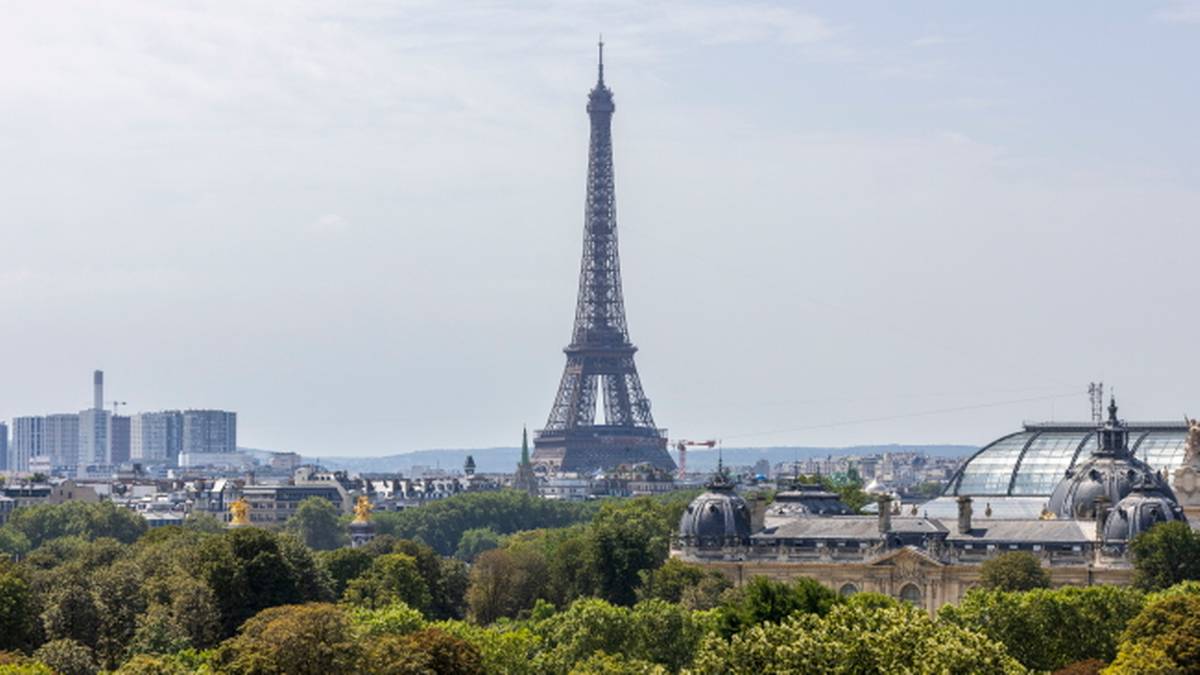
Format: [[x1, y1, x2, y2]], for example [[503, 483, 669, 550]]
[[1102, 480, 1185, 542], [1048, 399, 1178, 519], [679, 474, 751, 548]]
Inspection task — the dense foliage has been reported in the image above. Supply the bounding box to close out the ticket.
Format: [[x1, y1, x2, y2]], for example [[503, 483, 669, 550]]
[[691, 603, 1024, 674], [1106, 585, 1200, 674], [939, 585, 1144, 671], [1128, 521, 1200, 591], [0, 494, 1196, 673], [978, 551, 1051, 592], [371, 490, 597, 555]]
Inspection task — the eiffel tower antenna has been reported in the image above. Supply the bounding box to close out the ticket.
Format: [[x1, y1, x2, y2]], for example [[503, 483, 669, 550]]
[[533, 45, 673, 474]]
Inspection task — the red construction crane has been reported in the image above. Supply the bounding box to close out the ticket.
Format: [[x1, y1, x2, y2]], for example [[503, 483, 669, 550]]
[[674, 439, 716, 479]]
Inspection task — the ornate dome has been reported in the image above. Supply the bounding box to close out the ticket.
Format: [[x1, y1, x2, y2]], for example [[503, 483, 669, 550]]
[[1048, 399, 1178, 520], [1102, 478, 1186, 542], [679, 470, 751, 548]]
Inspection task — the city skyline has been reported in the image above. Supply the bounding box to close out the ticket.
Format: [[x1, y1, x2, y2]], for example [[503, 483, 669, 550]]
[[2, 3, 1198, 457]]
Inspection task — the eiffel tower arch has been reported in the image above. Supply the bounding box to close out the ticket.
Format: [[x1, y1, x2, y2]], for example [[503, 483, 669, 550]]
[[533, 43, 675, 474]]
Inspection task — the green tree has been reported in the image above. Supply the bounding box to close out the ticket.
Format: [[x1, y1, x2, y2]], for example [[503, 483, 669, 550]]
[[505, 525, 597, 608], [401, 627, 482, 675], [90, 559, 148, 667], [196, 528, 330, 637], [467, 547, 549, 624], [716, 576, 841, 638], [317, 547, 374, 598], [31, 639, 97, 675], [214, 603, 360, 675], [5, 502, 146, 549], [425, 621, 540, 675], [371, 490, 596, 555], [568, 652, 666, 675], [347, 602, 426, 638], [344, 553, 432, 611], [182, 513, 227, 534], [1129, 521, 1200, 591], [359, 627, 483, 675], [166, 575, 221, 649], [112, 654, 190, 675], [126, 605, 191, 657], [41, 577, 101, 648], [456, 527, 502, 561], [938, 585, 1145, 671], [283, 497, 346, 551], [0, 653, 53, 675], [588, 498, 672, 606], [979, 552, 1051, 592], [0, 528, 31, 559], [1107, 591, 1200, 674], [532, 598, 635, 674], [0, 570, 39, 652], [628, 599, 710, 672], [434, 557, 471, 620], [691, 603, 1023, 674], [636, 558, 731, 610]]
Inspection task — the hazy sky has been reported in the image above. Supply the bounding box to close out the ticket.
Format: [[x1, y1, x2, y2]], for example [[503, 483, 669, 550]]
[[2, 1, 1198, 456]]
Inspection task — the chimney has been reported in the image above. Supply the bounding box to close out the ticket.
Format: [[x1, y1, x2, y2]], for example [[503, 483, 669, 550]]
[[750, 494, 766, 533], [93, 370, 104, 412], [957, 496, 973, 534], [1094, 496, 1110, 540], [877, 495, 892, 534]]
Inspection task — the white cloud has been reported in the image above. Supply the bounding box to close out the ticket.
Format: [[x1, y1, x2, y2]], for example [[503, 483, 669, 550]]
[[306, 214, 350, 237], [1153, 1, 1200, 23]]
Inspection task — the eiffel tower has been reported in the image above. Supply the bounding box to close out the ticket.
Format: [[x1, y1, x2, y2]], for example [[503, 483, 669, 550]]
[[533, 42, 674, 474]]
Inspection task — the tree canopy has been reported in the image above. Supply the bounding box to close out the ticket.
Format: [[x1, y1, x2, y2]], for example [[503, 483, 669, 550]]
[[371, 490, 596, 555], [283, 497, 346, 551], [978, 551, 1051, 592], [1129, 521, 1200, 591]]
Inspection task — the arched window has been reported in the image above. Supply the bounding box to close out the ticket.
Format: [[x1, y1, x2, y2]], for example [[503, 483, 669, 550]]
[[899, 583, 922, 607], [838, 583, 858, 597]]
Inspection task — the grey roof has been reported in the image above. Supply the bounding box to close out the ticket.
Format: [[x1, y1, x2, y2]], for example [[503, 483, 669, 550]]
[[920, 496, 1049, 520], [945, 519, 1094, 544], [948, 422, 1189, 498], [753, 512, 1099, 546], [756, 516, 945, 541]]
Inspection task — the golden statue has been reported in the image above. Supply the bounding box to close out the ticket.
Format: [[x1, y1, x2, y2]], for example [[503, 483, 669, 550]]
[[228, 497, 251, 527], [352, 495, 373, 524]]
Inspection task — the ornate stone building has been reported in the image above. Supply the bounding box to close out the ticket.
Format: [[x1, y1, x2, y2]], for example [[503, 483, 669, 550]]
[[675, 400, 1190, 612]]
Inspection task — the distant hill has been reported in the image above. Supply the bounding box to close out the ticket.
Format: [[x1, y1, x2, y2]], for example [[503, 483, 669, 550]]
[[297, 443, 978, 475]]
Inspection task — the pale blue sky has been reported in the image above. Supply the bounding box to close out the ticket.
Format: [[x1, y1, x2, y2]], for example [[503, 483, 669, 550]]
[[1, 2, 1197, 455]]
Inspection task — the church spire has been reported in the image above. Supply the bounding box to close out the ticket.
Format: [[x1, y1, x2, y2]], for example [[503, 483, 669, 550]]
[[521, 426, 530, 465]]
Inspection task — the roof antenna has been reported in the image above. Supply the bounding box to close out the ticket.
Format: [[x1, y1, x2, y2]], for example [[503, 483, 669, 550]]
[[597, 34, 605, 84]]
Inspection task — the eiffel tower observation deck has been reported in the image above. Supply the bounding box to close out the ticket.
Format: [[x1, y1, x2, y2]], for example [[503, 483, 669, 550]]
[[533, 42, 675, 474]]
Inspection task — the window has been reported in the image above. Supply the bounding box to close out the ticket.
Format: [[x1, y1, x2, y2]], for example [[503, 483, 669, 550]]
[[956, 433, 1034, 496], [1011, 432, 1088, 495], [899, 583, 922, 607], [839, 583, 858, 597]]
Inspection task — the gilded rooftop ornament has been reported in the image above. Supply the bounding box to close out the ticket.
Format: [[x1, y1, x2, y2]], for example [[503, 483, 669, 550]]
[[228, 497, 250, 526], [352, 495, 373, 524]]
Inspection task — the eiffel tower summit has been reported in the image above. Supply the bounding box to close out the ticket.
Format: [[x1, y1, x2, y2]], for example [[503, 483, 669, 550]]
[[533, 42, 675, 474]]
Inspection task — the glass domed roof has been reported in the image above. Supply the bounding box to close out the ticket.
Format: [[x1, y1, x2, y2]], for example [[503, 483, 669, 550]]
[[948, 420, 1188, 498]]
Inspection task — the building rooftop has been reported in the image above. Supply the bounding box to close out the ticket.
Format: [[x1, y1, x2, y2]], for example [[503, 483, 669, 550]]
[[947, 421, 1188, 498]]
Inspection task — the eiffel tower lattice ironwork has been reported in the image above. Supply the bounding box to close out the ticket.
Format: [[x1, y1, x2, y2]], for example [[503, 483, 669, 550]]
[[533, 42, 674, 473]]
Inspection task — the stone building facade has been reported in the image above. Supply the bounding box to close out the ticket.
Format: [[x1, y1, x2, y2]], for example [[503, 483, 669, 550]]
[[675, 400, 1182, 612]]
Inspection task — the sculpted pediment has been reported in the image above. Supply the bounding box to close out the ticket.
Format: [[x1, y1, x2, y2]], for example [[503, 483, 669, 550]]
[[867, 546, 944, 575]]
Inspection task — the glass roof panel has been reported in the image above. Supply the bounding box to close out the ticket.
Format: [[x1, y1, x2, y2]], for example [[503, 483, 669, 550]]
[[1011, 432, 1090, 495], [955, 432, 1034, 496], [1137, 431, 1188, 476]]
